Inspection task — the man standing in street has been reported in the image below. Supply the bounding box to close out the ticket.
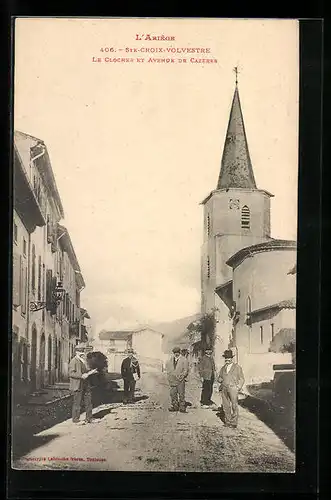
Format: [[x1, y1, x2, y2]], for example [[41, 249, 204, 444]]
[[198, 347, 216, 408], [69, 343, 100, 425], [166, 346, 189, 413], [121, 348, 141, 404], [217, 349, 245, 428]]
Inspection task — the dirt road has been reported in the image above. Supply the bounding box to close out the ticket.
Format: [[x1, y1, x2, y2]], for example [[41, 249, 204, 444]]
[[13, 371, 295, 472]]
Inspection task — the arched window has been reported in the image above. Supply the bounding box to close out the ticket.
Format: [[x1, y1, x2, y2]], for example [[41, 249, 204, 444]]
[[247, 296, 252, 314], [241, 205, 250, 229], [246, 296, 252, 328]]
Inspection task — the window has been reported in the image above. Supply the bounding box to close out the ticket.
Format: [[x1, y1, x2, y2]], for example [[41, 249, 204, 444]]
[[22, 265, 27, 314], [13, 253, 21, 307], [207, 257, 210, 279], [19, 256, 27, 315], [241, 205, 250, 229], [271, 323, 275, 341], [38, 256, 42, 300], [260, 326, 264, 344], [46, 269, 53, 311], [42, 264, 45, 301], [246, 296, 252, 327], [65, 294, 69, 318], [207, 214, 211, 236], [13, 223, 18, 244], [246, 296, 252, 314], [23, 238, 27, 256], [31, 244, 36, 291]]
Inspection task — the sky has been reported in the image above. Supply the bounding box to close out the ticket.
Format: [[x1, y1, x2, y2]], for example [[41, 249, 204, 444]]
[[14, 18, 299, 336]]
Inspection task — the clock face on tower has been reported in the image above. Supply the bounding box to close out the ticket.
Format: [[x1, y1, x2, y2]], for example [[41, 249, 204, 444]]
[[229, 198, 240, 210]]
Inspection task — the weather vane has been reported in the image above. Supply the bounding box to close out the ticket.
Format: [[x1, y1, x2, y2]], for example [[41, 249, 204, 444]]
[[233, 66, 240, 86]]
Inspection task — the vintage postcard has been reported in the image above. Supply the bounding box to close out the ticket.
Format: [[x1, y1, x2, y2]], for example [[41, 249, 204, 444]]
[[12, 18, 298, 472]]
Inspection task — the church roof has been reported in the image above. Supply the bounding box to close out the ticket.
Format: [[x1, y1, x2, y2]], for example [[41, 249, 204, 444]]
[[226, 239, 297, 269], [217, 86, 257, 190], [249, 298, 296, 317]]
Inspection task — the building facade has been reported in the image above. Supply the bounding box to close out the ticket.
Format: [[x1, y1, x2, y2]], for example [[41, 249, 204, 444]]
[[12, 131, 87, 399], [200, 85, 297, 385], [96, 327, 164, 373]]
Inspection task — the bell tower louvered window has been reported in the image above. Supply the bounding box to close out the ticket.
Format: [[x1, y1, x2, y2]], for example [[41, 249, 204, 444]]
[[207, 257, 210, 279], [241, 205, 250, 229], [207, 214, 211, 236]]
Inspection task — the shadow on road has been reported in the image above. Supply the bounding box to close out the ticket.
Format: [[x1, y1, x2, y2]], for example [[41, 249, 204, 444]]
[[239, 396, 295, 452], [12, 433, 61, 462], [93, 394, 149, 419], [12, 382, 149, 459]]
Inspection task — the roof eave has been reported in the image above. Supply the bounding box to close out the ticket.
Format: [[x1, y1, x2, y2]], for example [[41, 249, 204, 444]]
[[58, 224, 85, 288], [200, 188, 274, 205], [249, 300, 296, 317], [227, 240, 297, 269]]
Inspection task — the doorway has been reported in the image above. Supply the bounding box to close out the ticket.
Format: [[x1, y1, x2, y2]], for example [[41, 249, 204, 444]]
[[39, 332, 45, 387], [30, 326, 37, 390], [47, 335, 52, 385]]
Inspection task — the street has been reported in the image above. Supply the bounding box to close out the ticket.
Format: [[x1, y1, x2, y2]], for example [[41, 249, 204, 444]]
[[13, 371, 295, 472]]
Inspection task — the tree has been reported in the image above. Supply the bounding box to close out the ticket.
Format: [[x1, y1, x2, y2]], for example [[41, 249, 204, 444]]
[[269, 328, 296, 363], [187, 310, 217, 356]]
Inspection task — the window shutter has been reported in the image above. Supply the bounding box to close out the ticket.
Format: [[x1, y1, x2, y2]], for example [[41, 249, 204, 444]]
[[12, 253, 21, 307], [51, 276, 57, 315], [38, 256, 42, 300], [46, 269, 52, 310], [241, 206, 250, 229], [19, 256, 23, 305], [31, 245, 36, 290], [22, 263, 27, 314]]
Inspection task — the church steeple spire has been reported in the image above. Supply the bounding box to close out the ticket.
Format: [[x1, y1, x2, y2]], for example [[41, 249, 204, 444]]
[[217, 75, 257, 190]]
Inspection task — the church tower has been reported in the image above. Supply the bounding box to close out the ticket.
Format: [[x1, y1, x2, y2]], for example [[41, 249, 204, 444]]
[[201, 79, 273, 321]]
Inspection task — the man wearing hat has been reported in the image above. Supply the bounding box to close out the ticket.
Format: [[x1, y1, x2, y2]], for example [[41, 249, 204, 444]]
[[165, 347, 189, 413], [69, 343, 99, 424], [198, 347, 216, 408], [217, 349, 245, 428], [121, 348, 141, 404]]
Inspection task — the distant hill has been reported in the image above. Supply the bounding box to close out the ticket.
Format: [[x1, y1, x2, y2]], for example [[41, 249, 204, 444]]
[[150, 313, 201, 354]]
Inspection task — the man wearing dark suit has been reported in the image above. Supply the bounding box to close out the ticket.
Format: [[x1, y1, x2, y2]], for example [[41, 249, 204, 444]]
[[217, 349, 245, 428], [69, 343, 99, 425], [121, 348, 141, 404], [198, 347, 216, 408]]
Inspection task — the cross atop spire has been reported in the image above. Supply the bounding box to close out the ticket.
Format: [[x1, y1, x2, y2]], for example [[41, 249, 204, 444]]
[[233, 66, 239, 86], [216, 81, 257, 190]]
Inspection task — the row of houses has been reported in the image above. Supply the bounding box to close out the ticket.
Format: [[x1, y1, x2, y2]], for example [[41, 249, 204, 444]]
[[12, 131, 91, 400]]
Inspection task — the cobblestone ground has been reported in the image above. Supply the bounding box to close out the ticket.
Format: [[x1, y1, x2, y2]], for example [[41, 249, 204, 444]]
[[12, 372, 295, 472]]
